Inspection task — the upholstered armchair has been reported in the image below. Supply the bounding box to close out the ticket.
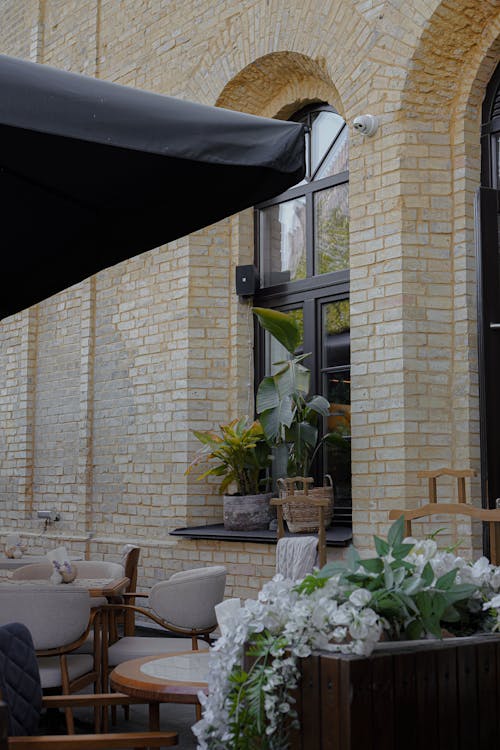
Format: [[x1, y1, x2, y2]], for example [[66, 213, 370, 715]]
[[0, 622, 177, 748], [104, 565, 227, 669], [0, 584, 100, 733]]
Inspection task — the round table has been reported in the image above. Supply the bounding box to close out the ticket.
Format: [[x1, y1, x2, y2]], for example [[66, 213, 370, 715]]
[[110, 650, 209, 728]]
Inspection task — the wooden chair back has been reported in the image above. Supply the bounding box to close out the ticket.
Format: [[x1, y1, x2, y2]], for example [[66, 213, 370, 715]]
[[416, 467, 476, 504], [271, 478, 328, 568], [121, 546, 140, 636], [389, 468, 500, 564]]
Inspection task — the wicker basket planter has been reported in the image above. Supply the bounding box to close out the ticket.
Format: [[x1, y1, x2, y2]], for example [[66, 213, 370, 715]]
[[278, 476, 334, 533]]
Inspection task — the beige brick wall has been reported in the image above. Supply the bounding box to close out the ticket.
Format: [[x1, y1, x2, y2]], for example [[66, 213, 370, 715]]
[[1, 0, 499, 594]]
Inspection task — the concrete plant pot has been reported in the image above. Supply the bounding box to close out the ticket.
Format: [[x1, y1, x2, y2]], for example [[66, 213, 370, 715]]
[[223, 492, 274, 531]]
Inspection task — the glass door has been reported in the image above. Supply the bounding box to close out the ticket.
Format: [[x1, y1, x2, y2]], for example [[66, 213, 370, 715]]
[[477, 187, 500, 509], [320, 299, 351, 523]]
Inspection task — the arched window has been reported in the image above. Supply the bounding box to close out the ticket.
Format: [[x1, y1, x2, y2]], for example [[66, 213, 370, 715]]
[[253, 103, 351, 525]]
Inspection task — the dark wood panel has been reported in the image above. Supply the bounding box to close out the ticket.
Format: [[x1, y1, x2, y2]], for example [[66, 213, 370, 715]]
[[415, 649, 438, 750], [436, 645, 459, 750], [340, 657, 373, 750], [457, 643, 478, 750], [295, 637, 500, 750], [319, 655, 341, 750], [371, 654, 395, 750], [477, 641, 498, 749], [299, 655, 320, 750]]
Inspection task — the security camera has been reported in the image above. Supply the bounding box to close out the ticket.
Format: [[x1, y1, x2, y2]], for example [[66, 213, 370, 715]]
[[352, 114, 378, 136], [37, 509, 61, 522]]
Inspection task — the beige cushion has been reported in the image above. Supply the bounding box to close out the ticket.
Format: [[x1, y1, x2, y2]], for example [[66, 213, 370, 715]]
[[0, 583, 91, 649], [149, 565, 226, 630], [38, 654, 94, 688], [108, 636, 209, 667]]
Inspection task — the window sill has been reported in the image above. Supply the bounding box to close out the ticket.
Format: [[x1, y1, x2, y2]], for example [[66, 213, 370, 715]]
[[169, 523, 352, 546]]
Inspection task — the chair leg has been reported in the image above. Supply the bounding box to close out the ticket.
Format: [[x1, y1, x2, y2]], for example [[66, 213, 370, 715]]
[[59, 655, 75, 734], [93, 616, 102, 733], [148, 702, 160, 731]]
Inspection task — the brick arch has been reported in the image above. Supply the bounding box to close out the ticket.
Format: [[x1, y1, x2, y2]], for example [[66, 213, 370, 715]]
[[402, 0, 500, 117], [395, 1, 500, 502], [215, 51, 341, 119]]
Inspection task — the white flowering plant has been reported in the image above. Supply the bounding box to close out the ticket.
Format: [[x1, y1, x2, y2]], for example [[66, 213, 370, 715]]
[[194, 516, 500, 750]]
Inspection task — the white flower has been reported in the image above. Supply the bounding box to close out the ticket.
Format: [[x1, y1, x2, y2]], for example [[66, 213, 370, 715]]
[[349, 588, 372, 607], [484, 593, 500, 611]]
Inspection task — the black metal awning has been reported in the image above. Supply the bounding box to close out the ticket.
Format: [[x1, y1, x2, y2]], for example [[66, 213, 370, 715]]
[[0, 54, 305, 319]]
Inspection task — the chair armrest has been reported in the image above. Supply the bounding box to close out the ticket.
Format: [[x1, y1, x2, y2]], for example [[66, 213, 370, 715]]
[[8, 732, 177, 748], [100, 603, 217, 637], [121, 592, 147, 598], [42, 693, 146, 709]]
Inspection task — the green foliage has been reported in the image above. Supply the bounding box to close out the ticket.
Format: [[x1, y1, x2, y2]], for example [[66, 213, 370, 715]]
[[252, 307, 348, 477], [186, 417, 271, 495], [252, 308, 302, 355], [297, 515, 478, 640], [227, 631, 292, 750], [316, 201, 350, 274]]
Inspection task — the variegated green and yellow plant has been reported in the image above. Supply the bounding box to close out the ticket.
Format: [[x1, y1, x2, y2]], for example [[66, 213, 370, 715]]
[[186, 416, 271, 496]]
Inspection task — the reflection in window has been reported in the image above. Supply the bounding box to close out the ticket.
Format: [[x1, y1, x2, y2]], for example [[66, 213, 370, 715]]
[[315, 184, 349, 274], [323, 300, 350, 368], [322, 300, 351, 519], [310, 110, 345, 176], [325, 370, 351, 517], [266, 308, 303, 375], [316, 126, 348, 180], [260, 198, 306, 286]]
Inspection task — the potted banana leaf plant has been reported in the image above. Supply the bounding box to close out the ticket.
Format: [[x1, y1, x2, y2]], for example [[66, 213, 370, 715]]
[[186, 416, 273, 530]]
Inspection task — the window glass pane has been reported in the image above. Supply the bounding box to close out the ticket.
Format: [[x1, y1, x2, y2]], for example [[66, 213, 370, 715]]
[[265, 308, 303, 374], [315, 126, 348, 180], [314, 184, 349, 274], [259, 197, 306, 286], [310, 111, 345, 174], [323, 300, 350, 368], [497, 135, 500, 185], [322, 301, 351, 517], [324, 369, 351, 520]]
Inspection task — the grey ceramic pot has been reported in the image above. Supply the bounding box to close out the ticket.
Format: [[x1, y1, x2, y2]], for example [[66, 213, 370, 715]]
[[223, 492, 274, 531]]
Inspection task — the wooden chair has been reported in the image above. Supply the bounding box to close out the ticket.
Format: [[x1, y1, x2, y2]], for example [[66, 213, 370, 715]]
[[388, 468, 500, 564], [120, 546, 141, 637], [416, 467, 477, 505], [102, 566, 226, 727], [0, 623, 177, 749], [271, 478, 328, 568]]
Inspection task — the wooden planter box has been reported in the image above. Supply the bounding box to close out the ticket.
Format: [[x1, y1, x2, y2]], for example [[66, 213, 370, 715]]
[[290, 634, 500, 750]]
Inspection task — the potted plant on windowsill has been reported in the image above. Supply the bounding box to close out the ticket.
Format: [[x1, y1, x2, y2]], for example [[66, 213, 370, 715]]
[[186, 416, 273, 531], [252, 307, 349, 531]]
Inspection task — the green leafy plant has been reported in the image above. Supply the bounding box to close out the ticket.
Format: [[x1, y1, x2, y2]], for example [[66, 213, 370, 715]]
[[252, 307, 348, 477], [186, 416, 271, 495], [299, 515, 477, 640]]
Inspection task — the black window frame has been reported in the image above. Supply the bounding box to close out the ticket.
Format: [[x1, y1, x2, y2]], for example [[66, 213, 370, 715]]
[[253, 102, 351, 523]]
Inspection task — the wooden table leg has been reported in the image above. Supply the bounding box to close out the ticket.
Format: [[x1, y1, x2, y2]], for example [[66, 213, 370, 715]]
[[195, 701, 202, 721], [148, 702, 160, 731]]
